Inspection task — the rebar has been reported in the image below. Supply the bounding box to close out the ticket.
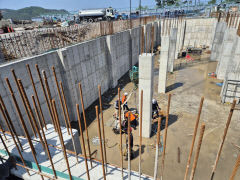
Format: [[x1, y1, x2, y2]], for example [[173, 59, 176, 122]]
[[52, 99, 72, 180], [79, 83, 93, 168], [60, 81, 79, 163], [118, 87, 123, 179], [95, 105, 106, 180], [76, 104, 90, 180], [190, 123, 205, 180], [98, 85, 107, 172], [184, 97, 204, 180]]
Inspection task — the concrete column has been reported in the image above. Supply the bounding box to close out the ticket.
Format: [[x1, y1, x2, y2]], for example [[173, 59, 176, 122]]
[[168, 28, 177, 72], [216, 28, 237, 80], [139, 54, 154, 138], [158, 36, 170, 93], [210, 22, 227, 61]]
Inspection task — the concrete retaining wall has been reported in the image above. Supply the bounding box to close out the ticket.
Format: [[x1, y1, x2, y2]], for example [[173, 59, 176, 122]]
[[183, 18, 217, 49], [0, 24, 157, 136]]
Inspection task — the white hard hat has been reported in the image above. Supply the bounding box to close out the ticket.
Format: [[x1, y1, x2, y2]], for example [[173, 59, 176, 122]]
[[124, 92, 128, 96], [152, 99, 157, 104]]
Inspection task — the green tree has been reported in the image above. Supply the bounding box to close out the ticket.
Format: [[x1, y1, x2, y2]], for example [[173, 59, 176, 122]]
[[155, 0, 180, 7], [208, 0, 216, 4]]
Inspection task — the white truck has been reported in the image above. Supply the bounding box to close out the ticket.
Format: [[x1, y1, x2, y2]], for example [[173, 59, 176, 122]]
[[78, 7, 118, 23]]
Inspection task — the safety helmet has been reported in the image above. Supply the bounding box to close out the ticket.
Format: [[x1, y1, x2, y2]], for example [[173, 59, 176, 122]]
[[124, 92, 128, 96], [152, 99, 157, 104]]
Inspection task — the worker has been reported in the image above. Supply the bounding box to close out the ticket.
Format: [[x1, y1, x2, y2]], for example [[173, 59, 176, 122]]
[[125, 128, 134, 160], [122, 92, 129, 111], [152, 99, 160, 118], [124, 111, 137, 130]]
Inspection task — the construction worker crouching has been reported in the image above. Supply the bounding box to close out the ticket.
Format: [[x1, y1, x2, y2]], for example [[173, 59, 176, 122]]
[[124, 111, 138, 130]]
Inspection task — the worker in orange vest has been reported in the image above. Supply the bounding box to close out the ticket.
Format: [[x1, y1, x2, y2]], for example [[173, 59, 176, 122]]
[[122, 92, 129, 111], [124, 111, 137, 130]]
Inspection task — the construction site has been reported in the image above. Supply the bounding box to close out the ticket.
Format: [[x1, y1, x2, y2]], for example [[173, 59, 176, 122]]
[[0, 5, 240, 180]]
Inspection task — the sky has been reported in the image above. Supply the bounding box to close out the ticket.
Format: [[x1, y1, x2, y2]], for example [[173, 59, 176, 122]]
[[0, 0, 157, 11]]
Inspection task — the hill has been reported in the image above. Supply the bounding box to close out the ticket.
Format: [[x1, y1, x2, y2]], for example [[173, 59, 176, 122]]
[[1, 6, 69, 20]]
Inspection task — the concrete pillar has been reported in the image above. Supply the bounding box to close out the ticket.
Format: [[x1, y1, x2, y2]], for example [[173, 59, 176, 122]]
[[168, 28, 177, 72], [210, 22, 227, 61], [139, 54, 154, 138], [158, 36, 170, 93], [216, 28, 237, 80]]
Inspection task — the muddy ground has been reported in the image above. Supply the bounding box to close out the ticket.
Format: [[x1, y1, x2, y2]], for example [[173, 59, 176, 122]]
[[72, 51, 240, 180]]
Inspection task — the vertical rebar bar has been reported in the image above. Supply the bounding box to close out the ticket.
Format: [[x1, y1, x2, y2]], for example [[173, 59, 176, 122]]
[[11, 69, 37, 138], [79, 83, 93, 168], [154, 116, 162, 180], [52, 66, 70, 134], [52, 99, 72, 180], [189, 123, 205, 180], [35, 64, 55, 129], [60, 81, 79, 163], [42, 70, 57, 130], [128, 115, 131, 180], [26, 64, 47, 130], [5, 78, 43, 180], [32, 95, 57, 179], [76, 104, 90, 180], [184, 97, 204, 180], [98, 85, 107, 172], [0, 95, 23, 151], [161, 93, 171, 179], [229, 153, 240, 180], [139, 90, 143, 180], [17, 79, 46, 151], [118, 87, 123, 179], [95, 105, 106, 180], [211, 100, 236, 180], [0, 104, 30, 175]]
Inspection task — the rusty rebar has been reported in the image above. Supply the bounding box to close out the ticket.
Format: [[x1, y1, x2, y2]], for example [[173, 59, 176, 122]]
[[0, 102, 30, 175], [161, 93, 172, 179], [118, 87, 123, 179], [127, 115, 131, 180], [79, 83, 93, 168], [95, 105, 106, 180], [52, 66, 70, 134], [26, 64, 47, 130], [76, 104, 90, 180], [98, 85, 107, 172], [0, 95, 23, 151], [184, 97, 204, 180], [35, 64, 55, 129], [17, 79, 46, 151], [11, 69, 37, 138], [141, 26, 144, 54], [211, 100, 237, 180], [190, 123, 205, 180], [60, 81, 79, 163], [229, 153, 240, 180], [0, 120, 7, 140], [5, 78, 43, 180], [154, 115, 162, 180], [52, 99, 72, 180], [139, 90, 143, 179], [31, 95, 57, 179], [151, 26, 154, 55], [42, 70, 57, 131]]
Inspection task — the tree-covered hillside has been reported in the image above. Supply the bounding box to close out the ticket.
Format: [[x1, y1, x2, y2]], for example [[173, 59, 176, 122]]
[[1, 6, 69, 20]]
